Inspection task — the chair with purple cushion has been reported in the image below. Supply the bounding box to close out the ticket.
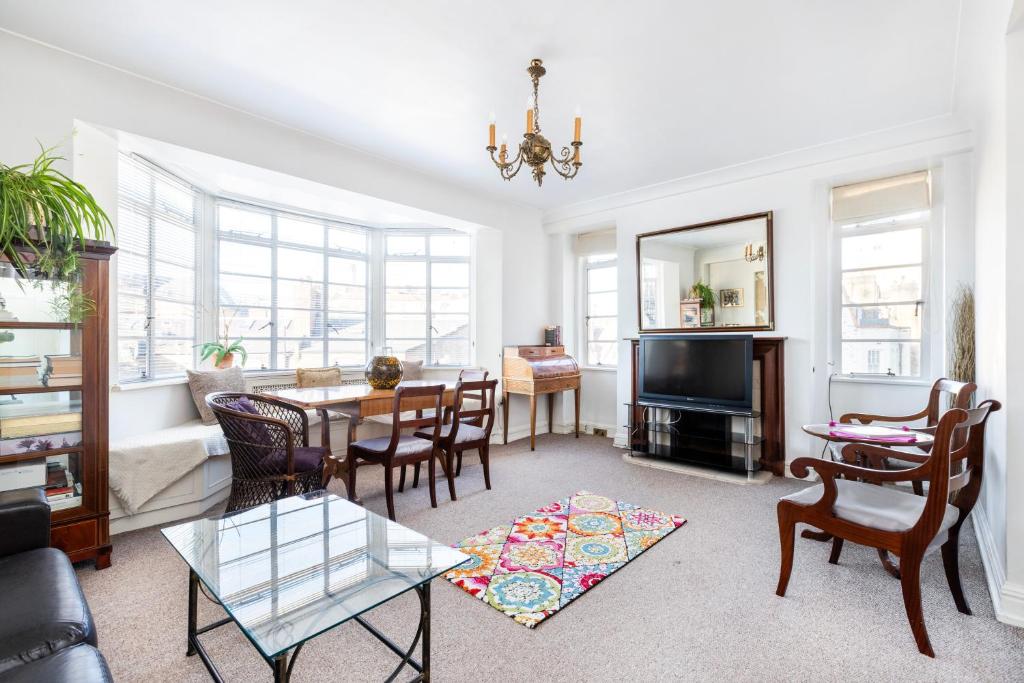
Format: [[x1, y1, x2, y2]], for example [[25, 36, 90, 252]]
[[206, 392, 328, 512]]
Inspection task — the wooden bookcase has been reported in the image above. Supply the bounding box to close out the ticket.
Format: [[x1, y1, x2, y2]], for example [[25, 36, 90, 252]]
[[0, 242, 115, 568]]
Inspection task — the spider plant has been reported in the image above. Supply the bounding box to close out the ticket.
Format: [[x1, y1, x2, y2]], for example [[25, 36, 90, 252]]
[[690, 281, 716, 310], [198, 338, 248, 369], [0, 143, 112, 322]]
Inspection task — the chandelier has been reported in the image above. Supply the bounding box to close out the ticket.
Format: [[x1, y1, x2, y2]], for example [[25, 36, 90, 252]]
[[744, 243, 765, 262], [486, 59, 583, 186]]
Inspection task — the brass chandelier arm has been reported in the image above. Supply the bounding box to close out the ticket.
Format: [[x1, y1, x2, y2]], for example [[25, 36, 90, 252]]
[[487, 144, 525, 181], [549, 142, 583, 180]]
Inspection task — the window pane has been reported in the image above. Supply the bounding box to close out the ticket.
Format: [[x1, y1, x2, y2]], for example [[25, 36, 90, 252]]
[[117, 337, 147, 381], [220, 306, 272, 338], [118, 294, 148, 338], [278, 216, 324, 247], [841, 304, 922, 340], [386, 288, 426, 313], [328, 285, 366, 312], [220, 241, 271, 275], [278, 247, 324, 281], [154, 219, 195, 267], [387, 235, 425, 256], [219, 205, 272, 238], [430, 288, 469, 313], [326, 314, 366, 339], [152, 300, 194, 338], [588, 291, 617, 316], [431, 262, 469, 288], [276, 340, 324, 369], [328, 341, 366, 367], [588, 266, 616, 292], [278, 309, 323, 337], [329, 228, 367, 253], [153, 261, 194, 302], [388, 340, 426, 363], [430, 234, 470, 257], [386, 262, 426, 287], [154, 177, 195, 221], [277, 279, 324, 309], [151, 339, 195, 378], [841, 228, 922, 270], [588, 342, 617, 366], [219, 274, 271, 307], [387, 314, 425, 338], [842, 341, 920, 377], [240, 339, 271, 370], [329, 257, 366, 285], [431, 314, 469, 338], [432, 338, 469, 366], [842, 266, 922, 305], [587, 316, 617, 342]]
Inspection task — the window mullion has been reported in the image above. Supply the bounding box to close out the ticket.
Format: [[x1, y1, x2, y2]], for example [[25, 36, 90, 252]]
[[146, 171, 157, 380]]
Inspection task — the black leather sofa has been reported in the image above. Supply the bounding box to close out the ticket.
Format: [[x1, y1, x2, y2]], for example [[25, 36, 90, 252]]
[[0, 488, 112, 682]]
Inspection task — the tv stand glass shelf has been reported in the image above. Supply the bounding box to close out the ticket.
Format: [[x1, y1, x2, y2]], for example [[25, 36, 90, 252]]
[[626, 402, 762, 474]]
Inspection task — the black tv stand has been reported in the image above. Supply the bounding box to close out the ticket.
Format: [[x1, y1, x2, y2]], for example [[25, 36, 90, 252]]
[[626, 401, 762, 474]]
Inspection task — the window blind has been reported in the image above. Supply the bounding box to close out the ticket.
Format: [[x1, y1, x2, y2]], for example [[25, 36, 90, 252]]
[[116, 154, 200, 382], [830, 170, 931, 223]]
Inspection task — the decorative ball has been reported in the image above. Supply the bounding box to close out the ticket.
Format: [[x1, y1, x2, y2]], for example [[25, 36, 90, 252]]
[[365, 354, 403, 389]]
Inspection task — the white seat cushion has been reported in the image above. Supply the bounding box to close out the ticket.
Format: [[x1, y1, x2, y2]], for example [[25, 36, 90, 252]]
[[782, 479, 958, 548], [351, 435, 434, 457]]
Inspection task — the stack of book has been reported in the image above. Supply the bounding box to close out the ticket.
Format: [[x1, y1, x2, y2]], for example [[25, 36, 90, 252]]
[[0, 404, 83, 456], [0, 355, 41, 387], [44, 458, 81, 510], [41, 355, 82, 388]]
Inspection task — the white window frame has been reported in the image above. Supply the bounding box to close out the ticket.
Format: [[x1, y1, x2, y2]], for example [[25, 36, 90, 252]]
[[831, 209, 932, 381], [383, 228, 472, 367], [581, 253, 618, 368]]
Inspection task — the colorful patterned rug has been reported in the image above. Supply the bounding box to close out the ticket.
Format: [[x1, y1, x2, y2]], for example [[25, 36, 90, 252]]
[[445, 491, 686, 628]]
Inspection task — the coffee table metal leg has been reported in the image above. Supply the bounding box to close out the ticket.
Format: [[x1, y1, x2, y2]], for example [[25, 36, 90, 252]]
[[420, 582, 431, 683], [187, 569, 198, 656]]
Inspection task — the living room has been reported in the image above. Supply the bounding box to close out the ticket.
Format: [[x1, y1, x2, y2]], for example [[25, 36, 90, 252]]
[[0, 1, 1022, 681]]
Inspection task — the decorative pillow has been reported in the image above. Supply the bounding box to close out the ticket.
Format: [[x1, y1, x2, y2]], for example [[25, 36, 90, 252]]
[[296, 366, 343, 388], [187, 367, 244, 425], [402, 359, 424, 381], [223, 397, 272, 445]]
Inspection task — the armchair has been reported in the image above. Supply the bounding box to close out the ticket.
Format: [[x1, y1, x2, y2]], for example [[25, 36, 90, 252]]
[[776, 400, 1000, 657]]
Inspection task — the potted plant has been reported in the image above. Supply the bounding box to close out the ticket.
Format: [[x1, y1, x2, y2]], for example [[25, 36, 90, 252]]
[[198, 337, 248, 369], [0, 144, 112, 322], [690, 281, 716, 327]]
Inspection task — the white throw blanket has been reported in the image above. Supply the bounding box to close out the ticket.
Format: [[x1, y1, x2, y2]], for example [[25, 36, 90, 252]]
[[109, 420, 229, 515]]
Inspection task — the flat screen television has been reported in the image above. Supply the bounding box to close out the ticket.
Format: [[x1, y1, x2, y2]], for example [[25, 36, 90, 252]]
[[638, 334, 753, 411]]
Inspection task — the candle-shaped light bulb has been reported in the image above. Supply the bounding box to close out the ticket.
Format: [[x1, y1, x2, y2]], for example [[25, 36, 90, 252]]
[[499, 133, 508, 162], [488, 111, 496, 148], [573, 104, 582, 143], [525, 95, 534, 135]]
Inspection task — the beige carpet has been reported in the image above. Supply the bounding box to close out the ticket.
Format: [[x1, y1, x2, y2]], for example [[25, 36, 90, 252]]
[[77, 435, 1024, 681]]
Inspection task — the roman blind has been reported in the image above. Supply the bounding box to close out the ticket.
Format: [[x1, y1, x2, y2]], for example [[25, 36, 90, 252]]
[[830, 170, 931, 223], [116, 154, 200, 382]]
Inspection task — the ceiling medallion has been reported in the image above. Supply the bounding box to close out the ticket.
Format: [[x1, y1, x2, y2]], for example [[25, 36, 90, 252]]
[[486, 59, 582, 186]]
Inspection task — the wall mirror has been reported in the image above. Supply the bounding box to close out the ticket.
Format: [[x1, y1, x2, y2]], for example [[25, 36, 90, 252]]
[[636, 211, 774, 332]]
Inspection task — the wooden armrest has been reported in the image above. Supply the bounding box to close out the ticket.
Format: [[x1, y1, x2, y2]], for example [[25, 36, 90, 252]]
[[839, 408, 930, 425], [791, 454, 929, 484]]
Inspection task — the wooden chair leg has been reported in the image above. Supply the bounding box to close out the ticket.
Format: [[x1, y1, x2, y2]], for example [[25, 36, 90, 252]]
[[776, 505, 796, 597], [456, 450, 463, 476], [346, 455, 358, 503], [412, 462, 421, 489], [828, 537, 844, 565], [912, 480, 924, 496], [899, 552, 935, 657], [941, 528, 972, 615], [441, 449, 457, 502], [878, 549, 902, 578], [398, 464, 407, 493], [481, 444, 491, 490], [383, 463, 396, 521], [427, 453, 438, 508]]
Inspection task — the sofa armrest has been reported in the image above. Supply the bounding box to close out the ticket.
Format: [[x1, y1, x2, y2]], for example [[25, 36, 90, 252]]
[[0, 488, 50, 558]]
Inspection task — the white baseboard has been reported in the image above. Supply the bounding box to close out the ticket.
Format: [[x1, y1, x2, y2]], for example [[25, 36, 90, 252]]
[[494, 421, 616, 445], [972, 506, 1024, 627]]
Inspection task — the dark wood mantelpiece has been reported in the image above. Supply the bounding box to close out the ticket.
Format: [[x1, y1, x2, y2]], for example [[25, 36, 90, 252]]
[[628, 337, 786, 476]]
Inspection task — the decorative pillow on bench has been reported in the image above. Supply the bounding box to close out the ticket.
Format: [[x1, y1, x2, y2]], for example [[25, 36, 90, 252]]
[[186, 367, 244, 425]]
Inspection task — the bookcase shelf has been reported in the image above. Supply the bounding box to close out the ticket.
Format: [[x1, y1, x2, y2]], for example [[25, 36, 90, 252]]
[[0, 384, 83, 395], [0, 321, 78, 330]]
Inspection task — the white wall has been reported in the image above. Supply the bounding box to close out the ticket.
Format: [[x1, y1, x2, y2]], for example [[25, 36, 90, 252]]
[[0, 31, 548, 442], [545, 120, 975, 466]]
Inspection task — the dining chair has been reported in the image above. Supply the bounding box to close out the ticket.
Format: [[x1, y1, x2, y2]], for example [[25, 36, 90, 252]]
[[206, 392, 329, 512], [834, 378, 976, 494], [415, 378, 498, 492], [450, 368, 490, 427], [345, 383, 450, 521], [776, 399, 1001, 657]]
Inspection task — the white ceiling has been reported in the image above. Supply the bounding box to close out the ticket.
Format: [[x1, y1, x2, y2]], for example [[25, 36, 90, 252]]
[[0, 0, 963, 211]]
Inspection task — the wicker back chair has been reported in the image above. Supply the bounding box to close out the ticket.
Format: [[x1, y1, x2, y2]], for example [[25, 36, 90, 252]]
[[206, 392, 328, 512]]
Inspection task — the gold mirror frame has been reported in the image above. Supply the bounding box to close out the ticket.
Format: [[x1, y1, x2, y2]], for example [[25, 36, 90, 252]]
[[635, 211, 775, 333]]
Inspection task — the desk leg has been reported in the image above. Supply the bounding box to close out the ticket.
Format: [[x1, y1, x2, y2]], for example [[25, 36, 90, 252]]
[[574, 387, 580, 438], [502, 391, 509, 445], [529, 394, 537, 451], [319, 408, 334, 488], [548, 393, 554, 434]]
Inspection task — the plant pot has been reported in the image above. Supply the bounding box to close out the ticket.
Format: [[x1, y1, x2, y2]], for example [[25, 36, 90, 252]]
[[216, 353, 234, 369], [365, 354, 403, 389], [700, 305, 715, 327]]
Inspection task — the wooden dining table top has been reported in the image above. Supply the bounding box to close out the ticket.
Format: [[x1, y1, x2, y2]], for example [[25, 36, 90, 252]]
[[268, 380, 454, 409]]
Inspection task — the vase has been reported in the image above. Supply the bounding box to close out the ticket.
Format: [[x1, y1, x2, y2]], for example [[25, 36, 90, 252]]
[[216, 353, 234, 369], [700, 305, 715, 327], [364, 351, 403, 389]]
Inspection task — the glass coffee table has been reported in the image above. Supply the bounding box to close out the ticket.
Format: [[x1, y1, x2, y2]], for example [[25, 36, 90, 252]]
[[161, 492, 469, 682]]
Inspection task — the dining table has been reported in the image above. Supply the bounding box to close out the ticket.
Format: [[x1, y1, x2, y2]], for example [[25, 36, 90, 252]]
[[267, 380, 456, 502], [800, 421, 936, 578]]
